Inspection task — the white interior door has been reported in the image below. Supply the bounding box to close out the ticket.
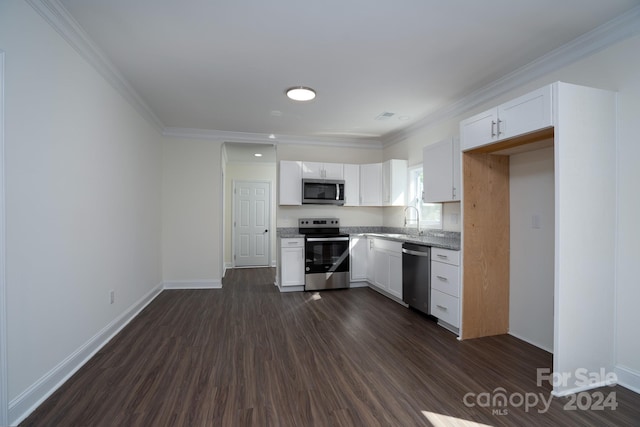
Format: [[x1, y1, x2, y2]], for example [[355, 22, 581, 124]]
[[233, 181, 270, 267]]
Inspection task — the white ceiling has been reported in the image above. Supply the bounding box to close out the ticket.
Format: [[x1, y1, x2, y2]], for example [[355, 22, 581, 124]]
[[57, 0, 640, 145], [224, 142, 276, 163]]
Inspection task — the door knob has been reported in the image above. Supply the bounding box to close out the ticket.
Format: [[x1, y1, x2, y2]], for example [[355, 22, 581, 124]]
[[265, 229, 269, 232]]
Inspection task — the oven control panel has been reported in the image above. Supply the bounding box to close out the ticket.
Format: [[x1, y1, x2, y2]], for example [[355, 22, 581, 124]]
[[298, 218, 340, 228]]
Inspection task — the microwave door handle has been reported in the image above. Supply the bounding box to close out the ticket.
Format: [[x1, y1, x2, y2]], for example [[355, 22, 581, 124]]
[[336, 183, 341, 201]]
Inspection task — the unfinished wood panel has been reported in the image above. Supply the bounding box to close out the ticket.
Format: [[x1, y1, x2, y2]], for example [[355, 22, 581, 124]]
[[461, 152, 510, 339]]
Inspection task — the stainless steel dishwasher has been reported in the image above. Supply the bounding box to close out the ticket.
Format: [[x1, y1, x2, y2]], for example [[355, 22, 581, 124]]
[[402, 242, 431, 315]]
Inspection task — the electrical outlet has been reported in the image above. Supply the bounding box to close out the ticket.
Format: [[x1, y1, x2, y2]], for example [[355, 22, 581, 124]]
[[532, 214, 541, 229], [109, 290, 115, 304]]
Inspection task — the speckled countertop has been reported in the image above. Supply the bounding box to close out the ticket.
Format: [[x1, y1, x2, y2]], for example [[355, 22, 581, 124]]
[[277, 227, 460, 251]]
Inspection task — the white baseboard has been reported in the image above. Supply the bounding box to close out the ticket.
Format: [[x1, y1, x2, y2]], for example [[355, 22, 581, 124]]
[[508, 331, 553, 354], [615, 364, 640, 394], [277, 285, 304, 293], [8, 282, 163, 426], [348, 281, 369, 288], [223, 263, 233, 277], [163, 280, 222, 289]]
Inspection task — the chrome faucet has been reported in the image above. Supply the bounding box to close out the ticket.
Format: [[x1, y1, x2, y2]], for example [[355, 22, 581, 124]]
[[403, 206, 421, 235]]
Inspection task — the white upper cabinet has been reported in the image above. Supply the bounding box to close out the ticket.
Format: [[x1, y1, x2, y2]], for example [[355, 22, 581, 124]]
[[460, 85, 553, 151], [301, 162, 344, 179], [423, 137, 461, 202], [343, 164, 360, 206], [279, 160, 302, 205], [382, 159, 408, 206], [359, 163, 383, 206]]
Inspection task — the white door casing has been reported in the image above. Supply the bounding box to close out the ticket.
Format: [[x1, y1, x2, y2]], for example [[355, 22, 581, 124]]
[[233, 181, 270, 267]]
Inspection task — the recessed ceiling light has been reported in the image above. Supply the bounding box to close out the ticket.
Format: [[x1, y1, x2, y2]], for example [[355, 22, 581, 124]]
[[254, 153, 263, 157], [268, 134, 276, 139], [375, 112, 395, 121], [286, 86, 316, 101]]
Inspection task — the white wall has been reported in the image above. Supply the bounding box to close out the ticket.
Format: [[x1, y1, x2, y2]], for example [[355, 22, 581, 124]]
[[224, 161, 277, 266], [509, 147, 555, 352], [0, 1, 163, 422], [162, 137, 223, 287]]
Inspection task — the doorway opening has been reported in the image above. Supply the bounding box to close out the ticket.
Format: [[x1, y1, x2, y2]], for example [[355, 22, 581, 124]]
[[221, 142, 276, 275]]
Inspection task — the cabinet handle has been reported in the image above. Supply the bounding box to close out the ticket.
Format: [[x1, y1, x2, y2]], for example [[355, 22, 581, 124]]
[[437, 254, 448, 259], [497, 119, 503, 136], [436, 275, 448, 281], [436, 304, 448, 311], [452, 187, 456, 199], [288, 241, 299, 245], [491, 120, 497, 137]]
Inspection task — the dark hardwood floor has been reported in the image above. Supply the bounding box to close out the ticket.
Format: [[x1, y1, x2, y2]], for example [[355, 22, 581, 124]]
[[22, 268, 640, 426]]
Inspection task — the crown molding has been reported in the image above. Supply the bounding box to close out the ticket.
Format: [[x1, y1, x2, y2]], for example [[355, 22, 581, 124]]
[[25, 0, 165, 132], [383, 5, 640, 148], [163, 127, 384, 149]]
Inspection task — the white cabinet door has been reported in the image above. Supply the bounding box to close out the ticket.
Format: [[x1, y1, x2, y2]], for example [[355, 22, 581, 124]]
[[301, 161, 343, 179], [431, 261, 460, 298], [423, 138, 456, 202], [373, 249, 389, 290], [461, 85, 553, 151], [498, 85, 553, 140], [280, 239, 305, 287], [382, 161, 390, 205], [360, 163, 382, 206], [382, 159, 407, 206], [323, 163, 344, 180], [343, 164, 360, 206], [460, 108, 498, 151], [431, 290, 460, 328], [370, 238, 403, 298], [349, 236, 367, 281], [279, 161, 302, 205], [452, 137, 461, 201], [301, 161, 323, 178], [388, 252, 403, 299], [366, 237, 375, 283]]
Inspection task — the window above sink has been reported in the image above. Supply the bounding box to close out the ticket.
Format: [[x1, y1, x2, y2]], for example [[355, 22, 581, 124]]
[[408, 165, 443, 229]]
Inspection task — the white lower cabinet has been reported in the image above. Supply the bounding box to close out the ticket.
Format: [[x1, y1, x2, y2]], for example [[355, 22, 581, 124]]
[[431, 290, 460, 327], [349, 236, 368, 282], [366, 237, 375, 283], [370, 238, 403, 300], [388, 252, 403, 299], [278, 238, 305, 289], [430, 247, 460, 329]]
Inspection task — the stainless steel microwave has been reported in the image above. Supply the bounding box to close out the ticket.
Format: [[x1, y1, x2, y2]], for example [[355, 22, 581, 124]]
[[302, 179, 345, 205]]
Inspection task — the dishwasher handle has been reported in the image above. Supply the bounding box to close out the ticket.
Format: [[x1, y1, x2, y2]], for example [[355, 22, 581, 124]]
[[402, 248, 430, 257]]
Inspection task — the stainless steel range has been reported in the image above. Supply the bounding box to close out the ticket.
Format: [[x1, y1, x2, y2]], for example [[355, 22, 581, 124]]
[[299, 218, 350, 291]]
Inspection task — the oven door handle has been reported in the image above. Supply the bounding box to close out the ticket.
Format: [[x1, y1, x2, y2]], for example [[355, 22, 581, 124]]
[[306, 237, 350, 242]]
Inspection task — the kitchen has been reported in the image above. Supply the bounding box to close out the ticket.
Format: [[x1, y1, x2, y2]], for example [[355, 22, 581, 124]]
[[230, 81, 611, 398]]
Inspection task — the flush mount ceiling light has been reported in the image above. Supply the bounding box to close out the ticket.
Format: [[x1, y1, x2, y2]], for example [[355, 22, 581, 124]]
[[286, 86, 316, 101], [254, 153, 263, 157]]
